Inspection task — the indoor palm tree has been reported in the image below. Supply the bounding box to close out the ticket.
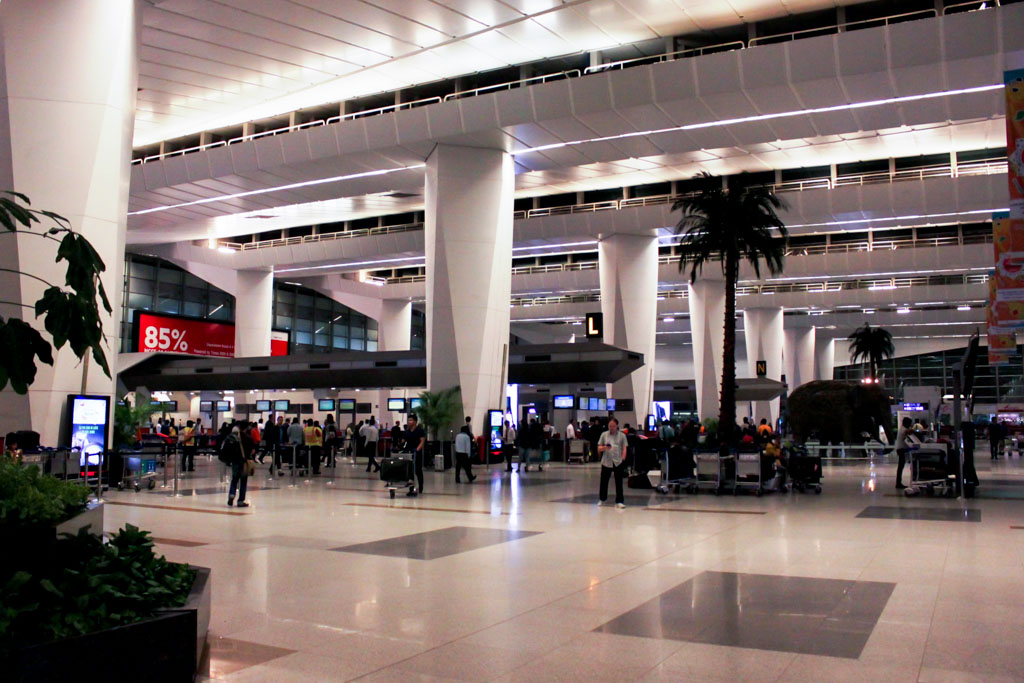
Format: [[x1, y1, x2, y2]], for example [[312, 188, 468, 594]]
[[414, 385, 462, 441], [847, 323, 894, 382], [674, 173, 788, 445]]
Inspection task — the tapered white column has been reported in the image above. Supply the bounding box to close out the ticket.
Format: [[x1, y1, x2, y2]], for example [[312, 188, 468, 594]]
[[599, 233, 658, 426], [378, 299, 412, 352], [425, 144, 513, 430], [0, 1, 138, 443], [783, 326, 816, 393], [744, 308, 784, 424], [816, 337, 836, 381], [688, 279, 726, 422], [234, 270, 274, 357]]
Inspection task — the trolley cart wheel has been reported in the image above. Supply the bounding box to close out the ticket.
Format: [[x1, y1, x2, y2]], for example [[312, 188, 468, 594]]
[[814, 485, 821, 494], [389, 489, 395, 499], [117, 482, 124, 491], [134, 483, 140, 492], [148, 479, 156, 490]]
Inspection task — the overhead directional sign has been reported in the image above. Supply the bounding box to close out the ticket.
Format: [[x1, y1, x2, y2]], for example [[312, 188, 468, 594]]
[[585, 312, 603, 339]]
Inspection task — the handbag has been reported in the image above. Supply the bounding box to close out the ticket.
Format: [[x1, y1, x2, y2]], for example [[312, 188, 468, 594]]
[[244, 460, 255, 477]]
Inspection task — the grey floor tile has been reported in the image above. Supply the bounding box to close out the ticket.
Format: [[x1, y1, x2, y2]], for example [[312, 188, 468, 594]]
[[856, 506, 981, 522], [551, 493, 682, 506], [330, 525, 541, 560], [596, 571, 894, 659]]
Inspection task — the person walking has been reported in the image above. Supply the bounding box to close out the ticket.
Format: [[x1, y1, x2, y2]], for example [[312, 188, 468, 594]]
[[361, 416, 380, 473], [895, 416, 918, 489], [405, 413, 426, 496], [502, 420, 516, 472], [454, 425, 477, 483], [225, 424, 255, 507], [597, 417, 628, 508], [323, 414, 338, 466], [989, 420, 1004, 460], [181, 420, 197, 472]]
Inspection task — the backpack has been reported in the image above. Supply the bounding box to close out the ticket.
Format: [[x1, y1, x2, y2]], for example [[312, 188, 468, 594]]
[[218, 434, 239, 464]]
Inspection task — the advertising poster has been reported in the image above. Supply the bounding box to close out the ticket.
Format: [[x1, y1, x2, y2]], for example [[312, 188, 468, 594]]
[[134, 311, 235, 357], [988, 277, 1014, 365], [995, 71, 1024, 317], [68, 395, 109, 465]]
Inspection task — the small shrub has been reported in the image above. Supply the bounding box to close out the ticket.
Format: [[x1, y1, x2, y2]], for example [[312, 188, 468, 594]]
[[0, 459, 90, 527]]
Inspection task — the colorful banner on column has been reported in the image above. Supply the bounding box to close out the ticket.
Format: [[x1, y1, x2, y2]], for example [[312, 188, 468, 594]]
[[988, 276, 1014, 365], [989, 69, 1024, 361]]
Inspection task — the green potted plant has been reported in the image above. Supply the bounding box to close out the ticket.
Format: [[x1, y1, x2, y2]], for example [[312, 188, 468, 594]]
[[414, 386, 462, 467]]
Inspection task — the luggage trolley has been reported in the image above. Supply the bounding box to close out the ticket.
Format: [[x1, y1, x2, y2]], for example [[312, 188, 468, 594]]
[[905, 443, 955, 497], [118, 444, 161, 491], [656, 446, 696, 494], [734, 449, 763, 496], [787, 447, 822, 494], [696, 451, 734, 495], [381, 453, 416, 498]]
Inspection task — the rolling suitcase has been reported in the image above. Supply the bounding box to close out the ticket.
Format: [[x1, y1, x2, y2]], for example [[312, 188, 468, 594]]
[[434, 453, 445, 472]]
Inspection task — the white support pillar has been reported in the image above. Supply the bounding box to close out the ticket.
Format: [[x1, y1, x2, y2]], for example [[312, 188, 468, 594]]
[[743, 308, 784, 424], [783, 326, 817, 393], [688, 279, 726, 422], [815, 337, 836, 381], [0, 1, 138, 444], [599, 233, 658, 427], [378, 299, 412, 352], [234, 270, 274, 357], [425, 144, 514, 432]]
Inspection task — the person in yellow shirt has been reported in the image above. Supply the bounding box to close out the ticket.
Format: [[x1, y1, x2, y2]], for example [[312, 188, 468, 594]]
[[303, 419, 323, 475], [181, 420, 196, 472]]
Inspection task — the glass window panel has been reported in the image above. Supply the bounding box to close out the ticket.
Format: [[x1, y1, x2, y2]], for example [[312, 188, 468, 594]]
[[185, 286, 207, 302], [130, 262, 155, 279], [314, 333, 329, 346], [275, 303, 294, 317], [349, 326, 365, 339], [157, 269, 183, 284], [156, 299, 180, 314], [366, 318, 378, 331], [367, 328, 378, 341], [297, 294, 313, 308], [296, 331, 312, 345], [184, 273, 206, 288], [130, 278, 155, 295], [316, 296, 331, 310], [296, 306, 314, 319], [349, 339, 364, 350], [276, 289, 294, 304], [274, 315, 292, 329], [183, 301, 203, 317], [332, 324, 348, 337], [366, 340, 377, 352], [332, 336, 347, 349], [295, 318, 312, 332], [128, 293, 152, 310]]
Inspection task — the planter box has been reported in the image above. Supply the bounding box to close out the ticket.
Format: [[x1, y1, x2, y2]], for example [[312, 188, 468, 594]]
[[0, 502, 103, 580], [3, 566, 211, 683]]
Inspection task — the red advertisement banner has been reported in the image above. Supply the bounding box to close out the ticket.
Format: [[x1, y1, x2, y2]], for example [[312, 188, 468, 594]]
[[135, 312, 235, 358], [271, 329, 289, 357]]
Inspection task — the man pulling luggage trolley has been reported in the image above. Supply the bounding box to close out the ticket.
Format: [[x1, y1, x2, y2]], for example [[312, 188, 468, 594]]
[[381, 412, 426, 498]]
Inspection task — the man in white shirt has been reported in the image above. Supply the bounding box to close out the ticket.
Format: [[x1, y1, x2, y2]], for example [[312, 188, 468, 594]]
[[502, 420, 516, 473], [894, 416, 919, 489], [454, 425, 477, 483], [565, 421, 576, 440], [597, 418, 629, 508], [360, 416, 380, 473]]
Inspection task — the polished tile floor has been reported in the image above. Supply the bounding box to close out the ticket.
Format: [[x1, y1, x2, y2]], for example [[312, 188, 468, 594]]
[[102, 454, 1024, 682]]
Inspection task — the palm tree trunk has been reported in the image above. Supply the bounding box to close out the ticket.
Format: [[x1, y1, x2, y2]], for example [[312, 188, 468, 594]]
[[718, 255, 738, 446]]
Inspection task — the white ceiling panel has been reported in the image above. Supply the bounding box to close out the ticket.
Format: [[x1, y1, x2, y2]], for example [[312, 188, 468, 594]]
[[136, 0, 888, 146]]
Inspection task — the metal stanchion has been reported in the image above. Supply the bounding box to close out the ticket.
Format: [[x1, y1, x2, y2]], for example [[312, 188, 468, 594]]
[[171, 444, 181, 498], [289, 445, 297, 488], [303, 446, 312, 485], [326, 444, 336, 486], [161, 444, 170, 489], [94, 450, 105, 503]]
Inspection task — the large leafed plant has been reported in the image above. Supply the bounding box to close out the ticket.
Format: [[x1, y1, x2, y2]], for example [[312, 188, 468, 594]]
[[0, 191, 111, 393]]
